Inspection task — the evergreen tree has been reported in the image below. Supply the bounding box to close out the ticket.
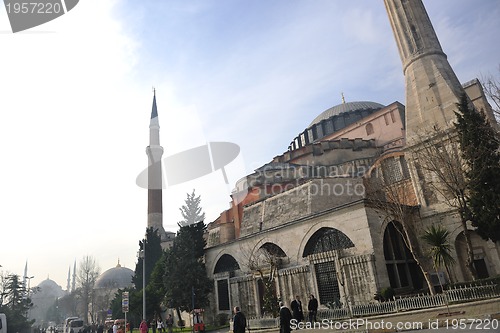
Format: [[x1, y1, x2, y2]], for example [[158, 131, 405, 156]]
[[132, 227, 163, 290], [0, 274, 34, 333], [455, 93, 500, 242], [163, 221, 212, 313], [131, 227, 163, 320], [178, 190, 205, 227]]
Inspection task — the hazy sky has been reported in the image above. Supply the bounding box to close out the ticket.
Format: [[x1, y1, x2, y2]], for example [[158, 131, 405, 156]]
[[0, 0, 498, 290]]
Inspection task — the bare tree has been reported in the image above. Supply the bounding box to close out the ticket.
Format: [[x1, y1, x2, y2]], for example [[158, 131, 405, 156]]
[[364, 157, 436, 295], [410, 127, 477, 280], [76, 255, 100, 324], [481, 65, 500, 121], [239, 241, 287, 316]]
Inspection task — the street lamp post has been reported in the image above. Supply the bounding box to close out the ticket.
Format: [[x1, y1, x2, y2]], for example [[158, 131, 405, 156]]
[[138, 237, 146, 320]]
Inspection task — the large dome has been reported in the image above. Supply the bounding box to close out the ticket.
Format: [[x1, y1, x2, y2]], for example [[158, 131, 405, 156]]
[[94, 263, 134, 289], [309, 101, 384, 127], [37, 278, 64, 293]]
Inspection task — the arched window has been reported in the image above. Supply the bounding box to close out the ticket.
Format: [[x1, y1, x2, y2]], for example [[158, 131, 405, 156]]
[[214, 254, 240, 274], [303, 227, 354, 257], [383, 221, 423, 290], [365, 123, 374, 135], [261, 242, 287, 257]]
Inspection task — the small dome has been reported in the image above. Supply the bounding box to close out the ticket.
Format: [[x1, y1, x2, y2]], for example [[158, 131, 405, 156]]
[[309, 101, 384, 127], [95, 264, 134, 289]]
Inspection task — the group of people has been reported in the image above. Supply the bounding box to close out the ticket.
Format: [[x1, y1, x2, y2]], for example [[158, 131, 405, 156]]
[[139, 315, 174, 333], [280, 295, 318, 333], [233, 294, 319, 333]]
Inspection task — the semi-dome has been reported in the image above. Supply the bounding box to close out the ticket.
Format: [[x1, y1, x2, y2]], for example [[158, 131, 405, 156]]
[[94, 262, 134, 289], [309, 101, 384, 127]]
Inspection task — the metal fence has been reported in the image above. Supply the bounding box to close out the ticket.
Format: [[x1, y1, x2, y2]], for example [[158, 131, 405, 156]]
[[246, 283, 500, 329]]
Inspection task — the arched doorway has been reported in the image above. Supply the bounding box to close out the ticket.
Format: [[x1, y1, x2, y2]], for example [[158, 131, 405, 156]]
[[254, 242, 286, 315], [303, 227, 354, 305], [214, 254, 240, 311]]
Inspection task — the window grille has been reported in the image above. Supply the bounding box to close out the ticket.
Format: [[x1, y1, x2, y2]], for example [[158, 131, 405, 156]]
[[303, 228, 354, 257], [382, 158, 403, 184], [314, 261, 340, 305]]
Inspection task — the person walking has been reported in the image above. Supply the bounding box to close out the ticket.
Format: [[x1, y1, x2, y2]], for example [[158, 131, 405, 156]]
[[279, 302, 292, 333], [165, 315, 173, 333], [290, 295, 304, 324], [232, 306, 246, 333], [139, 320, 148, 333], [156, 319, 163, 333], [307, 294, 318, 322], [150, 319, 156, 333]]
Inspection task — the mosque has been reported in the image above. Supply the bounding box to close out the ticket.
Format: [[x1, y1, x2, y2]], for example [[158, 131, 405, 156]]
[[141, 0, 500, 325]]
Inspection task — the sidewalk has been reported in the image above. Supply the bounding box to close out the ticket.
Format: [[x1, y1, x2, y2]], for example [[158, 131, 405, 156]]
[[213, 298, 500, 333]]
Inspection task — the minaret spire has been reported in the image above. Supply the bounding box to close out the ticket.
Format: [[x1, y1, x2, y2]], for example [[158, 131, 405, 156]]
[[384, 0, 464, 144], [67, 266, 71, 293], [23, 261, 28, 288], [72, 260, 76, 292], [146, 91, 166, 239]]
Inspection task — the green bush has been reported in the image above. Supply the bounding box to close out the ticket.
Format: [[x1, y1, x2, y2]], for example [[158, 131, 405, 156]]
[[374, 287, 395, 302]]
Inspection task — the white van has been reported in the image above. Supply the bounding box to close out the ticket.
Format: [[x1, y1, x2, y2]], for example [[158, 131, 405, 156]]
[[66, 319, 84, 333], [0, 313, 7, 333], [63, 317, 78, 333]]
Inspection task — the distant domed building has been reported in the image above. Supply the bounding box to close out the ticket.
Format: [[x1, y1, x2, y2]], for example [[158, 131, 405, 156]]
[[95, 261, 134, 290], [30, 278, 65, 325], [93, 261, 134, 324]]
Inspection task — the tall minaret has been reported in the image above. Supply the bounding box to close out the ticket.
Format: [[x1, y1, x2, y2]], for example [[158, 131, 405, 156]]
[[66, 266, 71, 293], [146, 90, 166, 238], [23, 261, 28, 288], [72, 260, 76, 292], [384, 0, 464, 144]]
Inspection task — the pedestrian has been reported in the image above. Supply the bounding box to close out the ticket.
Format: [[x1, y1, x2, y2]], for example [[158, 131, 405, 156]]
[[165, 315, 173, 333], [139, 320, 148, 333], [156, 319, 163, 333], [279, 301, 292, 333], [232, 306, 246, 333], [150, 319, 156, 333], [290, 295, 304, 323], [307, 294, 318, 322], [112, 322, 118, 333]]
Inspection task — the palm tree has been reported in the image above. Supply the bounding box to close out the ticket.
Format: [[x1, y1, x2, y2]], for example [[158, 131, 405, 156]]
[[421, 224, 456, 284]]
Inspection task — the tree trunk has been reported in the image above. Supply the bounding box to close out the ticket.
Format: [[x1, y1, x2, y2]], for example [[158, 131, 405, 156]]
[[400, 220, 436, 295], [460, 218, 478, 280]]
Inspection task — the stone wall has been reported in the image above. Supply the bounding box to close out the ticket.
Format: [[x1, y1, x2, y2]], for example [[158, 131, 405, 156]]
[[340, 254, 378, 304], [240, 178, 365, 237]]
